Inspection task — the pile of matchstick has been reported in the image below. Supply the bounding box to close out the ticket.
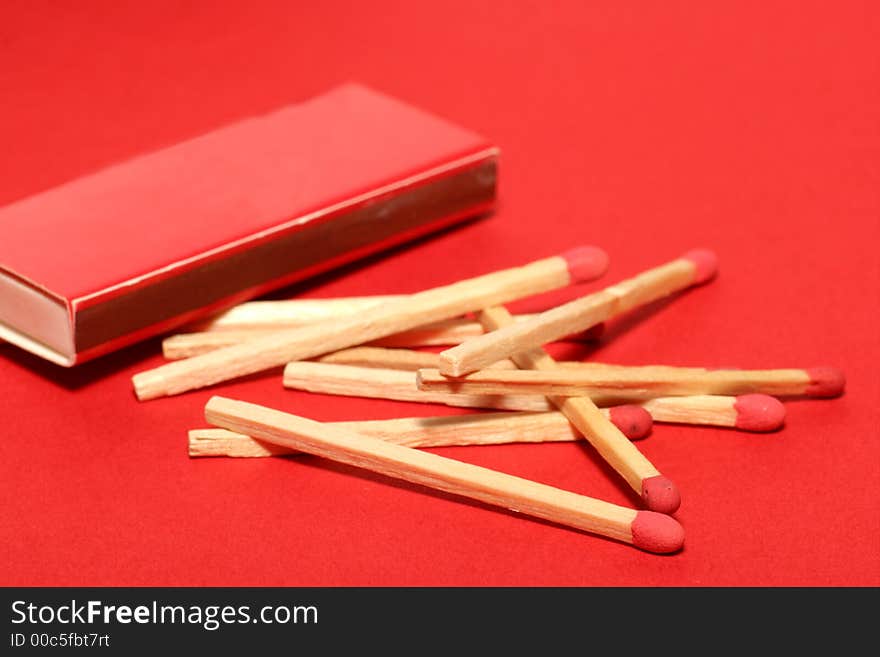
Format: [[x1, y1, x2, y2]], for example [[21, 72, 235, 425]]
[[132, 247, 844, 554]]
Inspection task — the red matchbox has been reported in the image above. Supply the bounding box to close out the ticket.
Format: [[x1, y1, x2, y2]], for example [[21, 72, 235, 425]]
[[0, 83, 498, 366]]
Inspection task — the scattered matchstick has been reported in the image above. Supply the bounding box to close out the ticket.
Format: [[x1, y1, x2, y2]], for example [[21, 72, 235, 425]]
[[188, 407, 653, 458], [414, 364, 845, 401], [438, 249, 718, 377], [160, 318, 604, 359], [317, 346, 474, 371], [132, 246, 609, 400], [280, 362, 652, 439], [368, 316, 604, 348], [475, 305, 681, 514], [189, 294, 605, 337], [569, 363, 845, 399], [204, 396, 685, 554], [190, 296, 406, 330], [641, 394, 786, 432]]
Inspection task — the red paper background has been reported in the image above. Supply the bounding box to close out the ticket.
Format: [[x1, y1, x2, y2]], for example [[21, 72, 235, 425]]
[[1, 0, 877, 586]]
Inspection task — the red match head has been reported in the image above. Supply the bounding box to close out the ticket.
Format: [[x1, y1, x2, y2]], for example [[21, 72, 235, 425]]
[[561, 245, 609, 283], [641, 475, 681, 514], [682, 248, 719, 284], [631, 511, 685, 554], [733, 394, 786, 432], [805, 367, 846, 398], [609, 405, 653, 441]]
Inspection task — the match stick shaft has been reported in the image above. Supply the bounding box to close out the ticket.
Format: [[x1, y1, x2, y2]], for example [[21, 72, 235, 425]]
[[189, 411, 590, 457], [543, 362, 839, 398], [416, 365, 821, 400], [191, 296, 405, 330], [161, 315, 560, 360], [439, 253, 710, 376], [192, 295, 554, 338], [134, 251, 599, 400], [640, 395, 743, 427], [476, 306, 679, 513], [317, 347, 470, 371], [204, 397, 678, 551]]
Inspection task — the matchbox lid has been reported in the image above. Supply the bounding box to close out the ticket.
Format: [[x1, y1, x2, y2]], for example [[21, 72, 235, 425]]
[[0, 83, 495, 306]]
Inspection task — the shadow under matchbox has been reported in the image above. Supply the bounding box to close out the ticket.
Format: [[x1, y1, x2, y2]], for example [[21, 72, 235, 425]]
[[0, 83, 498, 366]]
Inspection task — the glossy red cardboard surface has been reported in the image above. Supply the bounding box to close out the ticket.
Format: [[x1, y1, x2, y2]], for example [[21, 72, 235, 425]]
[[0, 1, 877, 586], [0, 83, 491, 301]]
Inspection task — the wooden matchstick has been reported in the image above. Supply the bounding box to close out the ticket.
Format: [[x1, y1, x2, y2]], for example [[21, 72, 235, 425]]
[[161, 316, 603, 359], [204, 396, 684, 553], [190, 428, 295, 457], [368, 317, 605, 348], [475, 305, 681, 514], [190, 295, 605, 337], [317, 346, 468, 371], [190, 296, 405, 331], [132, 246, 609, 400], [280, 362, 652, 439], [580, 363, 845, 398], [438, 249, 718, 377], [415, 363, 845, 401], [189, 409, 632, 457], [641, 394, 786, 432], [368, 315, 548, 347]]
